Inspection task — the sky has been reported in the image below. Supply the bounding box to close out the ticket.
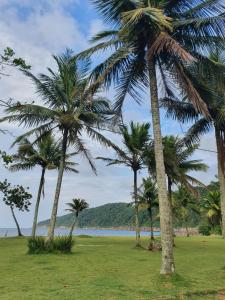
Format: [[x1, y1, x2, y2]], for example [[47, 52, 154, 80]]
[[0, 0, 218, 228]]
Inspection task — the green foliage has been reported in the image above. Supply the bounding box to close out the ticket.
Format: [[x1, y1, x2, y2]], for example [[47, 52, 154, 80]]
[[0, 47, 31, 75], [198, 224, 211, 236], [0, 179, 32, 211], [66, 198, 89, 217], [211, 225, 222, 236], [27, 236, 74, 254], [0, 150, 13, 165], [97, 122, 150, 172], [10, 133, 79, 173], [39, 202, 159, 228]]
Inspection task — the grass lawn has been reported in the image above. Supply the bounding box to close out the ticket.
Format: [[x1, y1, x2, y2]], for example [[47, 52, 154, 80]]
[[0, 236, 225, 299]]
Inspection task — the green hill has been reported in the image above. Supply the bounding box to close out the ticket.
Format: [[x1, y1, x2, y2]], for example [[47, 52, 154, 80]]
[[38, 203, 156, 228]]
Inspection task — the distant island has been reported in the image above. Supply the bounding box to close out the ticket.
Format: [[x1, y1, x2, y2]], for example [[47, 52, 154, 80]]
[[38, 202, 200, 229]]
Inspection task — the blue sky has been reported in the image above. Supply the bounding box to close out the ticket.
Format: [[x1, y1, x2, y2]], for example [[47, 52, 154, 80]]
[[0, 0, 217, 228]]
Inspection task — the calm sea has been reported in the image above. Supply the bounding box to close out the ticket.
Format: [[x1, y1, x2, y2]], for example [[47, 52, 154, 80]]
[[0, 227, 160, 237]]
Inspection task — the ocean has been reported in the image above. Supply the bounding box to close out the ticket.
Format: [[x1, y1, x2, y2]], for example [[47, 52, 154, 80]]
[[0, 227, 160, 237]]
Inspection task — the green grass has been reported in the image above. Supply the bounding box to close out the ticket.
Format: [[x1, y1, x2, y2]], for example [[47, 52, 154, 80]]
[[0, 236, 225, 299]]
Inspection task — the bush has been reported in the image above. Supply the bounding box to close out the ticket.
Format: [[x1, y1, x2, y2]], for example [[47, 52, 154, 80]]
[[27, 236, 74, 254], [211, 225, 222, 235], [198, 224, 211, 236]]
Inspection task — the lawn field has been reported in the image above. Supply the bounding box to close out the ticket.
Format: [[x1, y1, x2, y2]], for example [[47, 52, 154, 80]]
[[0, 236, 225, 299]]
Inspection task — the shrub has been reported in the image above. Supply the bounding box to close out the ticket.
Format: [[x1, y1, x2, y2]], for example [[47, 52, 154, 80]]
[[211, 225, 222, 235], [27, 236, 74, 254], [198, 224, 211, 236], [27, 236, 46, 254]]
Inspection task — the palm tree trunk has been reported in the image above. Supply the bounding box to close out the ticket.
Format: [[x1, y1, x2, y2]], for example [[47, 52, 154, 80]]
[[185, 223, 190, 237], [47, 129, 68, 241], [10, 206, 23, 236], [215, 127, 225, 238], [31, 167, 45, 239], [168, 177, 175, 247], [148, 206, 154, 250], [148, 56, 175, 274], [69, 215, 77, 237], [148, 207, 154, 241], [134, 169, 141, 247]]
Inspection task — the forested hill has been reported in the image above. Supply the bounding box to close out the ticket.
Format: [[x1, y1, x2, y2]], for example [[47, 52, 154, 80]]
[[38, 203, 154, 228], [38, 202, 200, 228]]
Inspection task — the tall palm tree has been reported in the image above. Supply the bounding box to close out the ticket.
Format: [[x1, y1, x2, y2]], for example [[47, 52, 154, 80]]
[[66, 198, 89, 237], [0, 52, 115, 241], [9, 133, 78, 238], [138, 177, 158, 249], [97, 122, 150, 247], [161, 51, 225, 238], [78, 0, 224, 274]]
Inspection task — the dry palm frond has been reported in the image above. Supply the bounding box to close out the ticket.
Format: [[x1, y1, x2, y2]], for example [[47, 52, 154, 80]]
[[148, 32, 195, 64]]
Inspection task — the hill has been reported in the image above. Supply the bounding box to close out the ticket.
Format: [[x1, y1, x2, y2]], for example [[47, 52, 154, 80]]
[[38, 203, 156, 228]]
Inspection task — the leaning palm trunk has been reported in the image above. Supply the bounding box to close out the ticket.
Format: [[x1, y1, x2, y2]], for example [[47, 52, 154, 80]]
[[47, 129, 68, 241], [31, 167, 45, 238], [69, 214, 78, 237], [148, 57, 175, 274], [134, 169, 141, 247], [10, 206, 23, 236], [215, 128, 225, 238]]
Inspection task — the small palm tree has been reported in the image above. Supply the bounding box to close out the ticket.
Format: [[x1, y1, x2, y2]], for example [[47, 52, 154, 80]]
[[201, 191, 221, 229], [173, 186, 200, 237], [138, 177, 158, 249], [9, 133, 78, 238], [97, 122, 150, 247], [66, 198, 89, 237], [145, 136, 207, 201], [1, 52, 115, 241]]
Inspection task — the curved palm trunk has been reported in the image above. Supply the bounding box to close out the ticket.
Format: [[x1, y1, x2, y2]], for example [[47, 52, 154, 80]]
[[134, 169, 141, 247], [31, 167, 46, 238], [47, 129, 68, 241], [148, 57, 175, 274], [215, 128, 225, 238], [69, 214, 78, 237], [10, 206, 23, 236]]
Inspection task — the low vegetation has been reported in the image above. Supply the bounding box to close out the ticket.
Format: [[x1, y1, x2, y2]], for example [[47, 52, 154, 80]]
[[1, 236, 225, 300], [27, 236, 74, 254]]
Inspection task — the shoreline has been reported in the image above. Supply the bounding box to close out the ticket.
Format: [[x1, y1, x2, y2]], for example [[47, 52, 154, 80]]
[[37, 226, 199, 235]]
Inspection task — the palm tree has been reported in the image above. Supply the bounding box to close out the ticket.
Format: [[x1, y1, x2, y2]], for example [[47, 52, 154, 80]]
[[201, 190, 221, 229], [173, 186, 200, 237], [145, 135, 207, 244], [78, 0, 224, 274], [9, 133, 78, 238], [1, 52, 115, 241], [138, 177, 158, 249], [145, 136, 207, 204], [66, 198, 89, 237], [161, 51, 225, 238], [97, 122, 150, 247]]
